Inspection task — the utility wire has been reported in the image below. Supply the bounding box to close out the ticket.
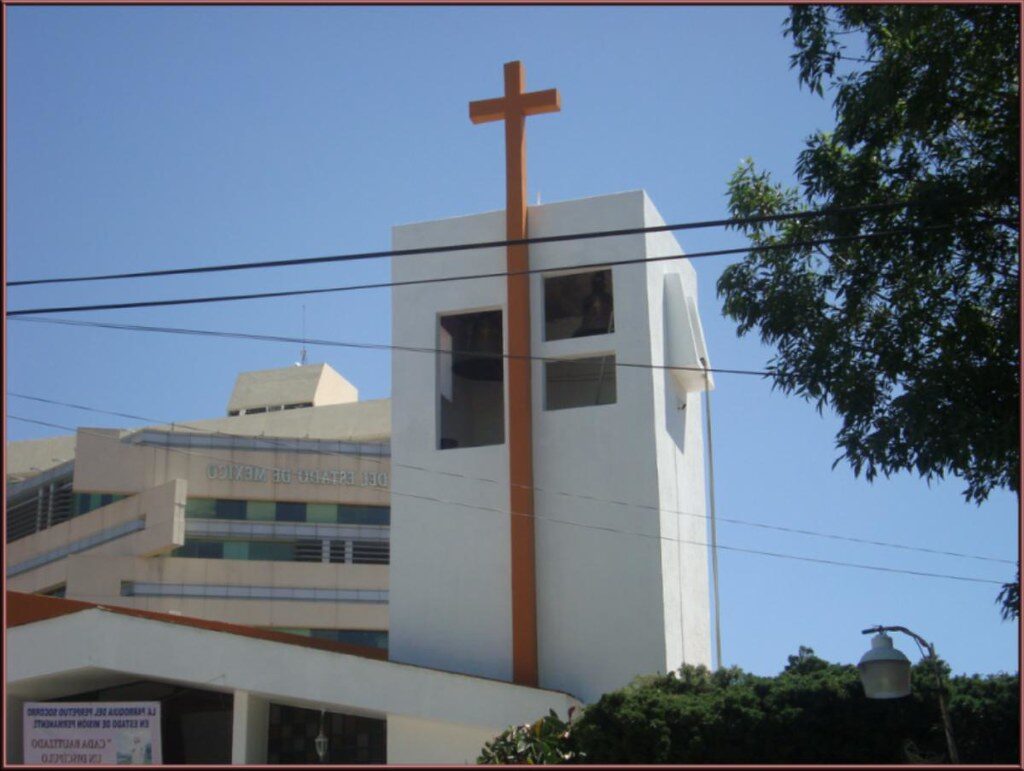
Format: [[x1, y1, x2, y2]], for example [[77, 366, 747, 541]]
[[6, 414, 1006, 587], [9, 316, 775, 378], [7, 199, 944, 287], [5, 224, 956, 317], [7, 394, 1015, 567]]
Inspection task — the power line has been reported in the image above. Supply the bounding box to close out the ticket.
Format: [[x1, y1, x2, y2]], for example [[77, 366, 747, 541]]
[[7, 394, 1014, 567], [9, 316, 775, 378], [5, 224, 956, 317], [6, 414, 1006, 587], [7, 199, 943, 287]]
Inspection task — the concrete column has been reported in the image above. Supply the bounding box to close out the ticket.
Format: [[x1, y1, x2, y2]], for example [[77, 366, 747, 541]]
[[231, 690, 269, 764], [7, 697, 25, 764]]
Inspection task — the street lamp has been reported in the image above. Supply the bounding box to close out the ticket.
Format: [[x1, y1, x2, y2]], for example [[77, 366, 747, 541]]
[[857, 625, 959, 764], [314, 709, 329, 763]]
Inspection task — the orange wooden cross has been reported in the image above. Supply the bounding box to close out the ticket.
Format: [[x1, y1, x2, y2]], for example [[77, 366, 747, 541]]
[[470, 61, 560, 688]]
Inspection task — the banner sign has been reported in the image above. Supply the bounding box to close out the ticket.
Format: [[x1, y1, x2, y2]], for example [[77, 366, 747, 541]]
[[24, 702, 162, 765]]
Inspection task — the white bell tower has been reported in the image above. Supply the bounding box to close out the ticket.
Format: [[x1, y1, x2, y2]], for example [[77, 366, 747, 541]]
[[388, 189, 714, 703]]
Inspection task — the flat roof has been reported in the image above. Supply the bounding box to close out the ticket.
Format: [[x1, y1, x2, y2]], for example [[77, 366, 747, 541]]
[[7, 591, 387, 661], [7, 591, 578, 699]]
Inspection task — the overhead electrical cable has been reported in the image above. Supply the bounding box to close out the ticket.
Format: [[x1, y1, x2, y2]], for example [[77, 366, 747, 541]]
[[6, 224, 958, 317], [7, 198, 952, 287], [6, 414, 1007, 587], [9, 316, 776, 377], [7, 394, 1014, 567]]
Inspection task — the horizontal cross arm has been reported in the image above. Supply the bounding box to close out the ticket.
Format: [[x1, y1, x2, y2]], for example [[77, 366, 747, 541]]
[[521, 89, 561, 116], [469, 97, 507, 124]]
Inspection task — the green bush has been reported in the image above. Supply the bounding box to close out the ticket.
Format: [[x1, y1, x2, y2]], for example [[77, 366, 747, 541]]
[[477, 648, 1019, 764]]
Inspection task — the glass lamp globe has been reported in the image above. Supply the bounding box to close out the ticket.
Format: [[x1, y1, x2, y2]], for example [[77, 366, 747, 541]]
[[314, 731, 328, 762], [858, 632, 912, 698]]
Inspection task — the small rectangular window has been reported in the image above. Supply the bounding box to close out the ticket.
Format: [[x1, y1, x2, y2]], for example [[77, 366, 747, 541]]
[[329, 540, 348, 564], [545, 355, 617, 411], [295, 539, 324, 562], [352, 540, 390, 565], [215, 499, 247, 520], [249, 541, 296, 561], [276, 501, 306, 522], [438, 310, 505, 450], [337, 506, 390, 526], [185, 498, 217, 519], [544, 269, 614, 341]]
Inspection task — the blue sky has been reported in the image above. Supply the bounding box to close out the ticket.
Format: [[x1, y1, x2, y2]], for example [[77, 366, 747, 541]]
[[6, 6, 1018, 678]]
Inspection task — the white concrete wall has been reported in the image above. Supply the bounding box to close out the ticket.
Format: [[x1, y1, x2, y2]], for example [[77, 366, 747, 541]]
[[528, 192, 669, 702], [231, 690, 269, 764], [387, 714, 499, 764], [390, 208, 514, 682], [389, 191, 712, 703], [8, 608, 578, 764], [642, 193, 712, 673]]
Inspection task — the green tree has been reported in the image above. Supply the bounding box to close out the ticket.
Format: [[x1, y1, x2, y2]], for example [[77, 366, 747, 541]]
[[477, 709, 582, 764], [718, 6, 1019, 616], [478, 650, 1018, 764]]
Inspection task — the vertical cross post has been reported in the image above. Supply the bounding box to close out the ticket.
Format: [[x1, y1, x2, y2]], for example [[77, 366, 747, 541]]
[[470, 61, 560, 687]]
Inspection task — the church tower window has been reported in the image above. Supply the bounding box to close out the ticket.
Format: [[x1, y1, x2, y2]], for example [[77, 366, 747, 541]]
[[438, 310, 505, 449], [543, 269, 614, 341]]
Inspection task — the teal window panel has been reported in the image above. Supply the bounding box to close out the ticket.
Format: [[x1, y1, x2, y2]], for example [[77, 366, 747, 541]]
[[246, 501, 276, 521], [185, 498, 217, 518], [222, 541, 250, 560], [306, 503, 336, 523], [249, 541, 295, 561], [337, 506, 390, 526]]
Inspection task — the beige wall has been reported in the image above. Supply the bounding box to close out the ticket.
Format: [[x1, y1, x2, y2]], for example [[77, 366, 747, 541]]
[[194, 398, 390, 441], [227, 363, 359, 414], [5, 434, 77, 482], [8, 479, 187, 593], [387, 714, 499, 764], [58, 555, 388, 629], [73, 428, 390, 506], [10, 426, 392, 635]]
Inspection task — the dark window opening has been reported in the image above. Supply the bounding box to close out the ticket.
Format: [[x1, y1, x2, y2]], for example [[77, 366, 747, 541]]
[[352, 541, 390, 565], [214, 499, 247, 520], [276, 501, 306, 522], [337, 506, 390, 526], [268, 703, 385, 764], [438, 310, 505, 450], [545, 355, 617, 411], [544, 269, 614, 341], [52, 680, 232, 765], [295, 539, 324, 562]]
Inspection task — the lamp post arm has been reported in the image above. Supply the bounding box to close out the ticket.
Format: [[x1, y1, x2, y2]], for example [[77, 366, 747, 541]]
[[861, 625, 931, 651]]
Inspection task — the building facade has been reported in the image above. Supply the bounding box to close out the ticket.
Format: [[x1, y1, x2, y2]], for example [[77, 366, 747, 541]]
[[6, 189, 715, 764], [7, 364, 392, 648]]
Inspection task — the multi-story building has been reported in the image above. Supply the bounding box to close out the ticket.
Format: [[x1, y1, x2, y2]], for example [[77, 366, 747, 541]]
[[7, 363, 392, 650], [7, 189, 714, 765]]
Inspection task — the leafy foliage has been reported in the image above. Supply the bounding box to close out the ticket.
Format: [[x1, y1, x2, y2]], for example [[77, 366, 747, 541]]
[[477, 709, 582, 764], [997, 568, 1020, 621], [478, 649, 1019, 764], [717, 6, 1019, 509]]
